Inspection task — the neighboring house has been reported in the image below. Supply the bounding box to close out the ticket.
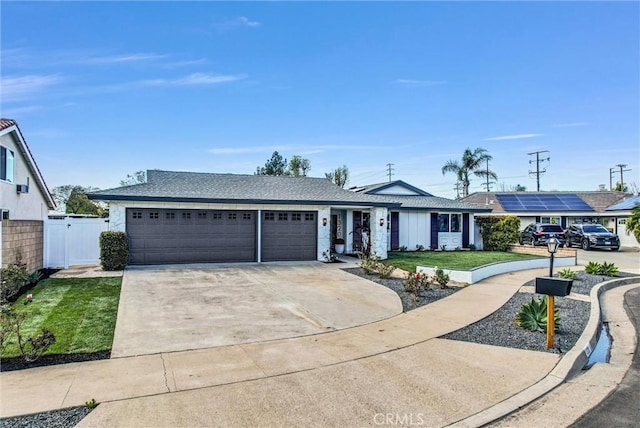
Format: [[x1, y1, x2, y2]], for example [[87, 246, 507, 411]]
[[0, 119, 56, 272], [461, 191, 631, 247], [351, 181, 490, 251], [88, 171, 486, 266], [605, 194, 640, 248]]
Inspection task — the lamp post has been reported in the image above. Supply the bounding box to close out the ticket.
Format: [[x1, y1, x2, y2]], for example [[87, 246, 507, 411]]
[[546, 236, 559, 348]]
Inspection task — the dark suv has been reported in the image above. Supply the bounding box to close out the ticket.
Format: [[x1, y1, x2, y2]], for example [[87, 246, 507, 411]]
[[519, 223, 566, 247], [565, 223, 620, 251]]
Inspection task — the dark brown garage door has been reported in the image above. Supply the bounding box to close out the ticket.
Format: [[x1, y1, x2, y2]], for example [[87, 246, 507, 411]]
[[261, 211, 317, 261], [126, 209, 256, 264]]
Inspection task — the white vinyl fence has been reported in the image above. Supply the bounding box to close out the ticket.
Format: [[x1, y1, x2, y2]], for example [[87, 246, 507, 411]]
[[45, 217, 109, 268]]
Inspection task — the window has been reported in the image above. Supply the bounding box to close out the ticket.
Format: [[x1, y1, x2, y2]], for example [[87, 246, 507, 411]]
[[265, 212, 275, 221], [182, 212, 191, 220], [438, 213, 462, 232], [212, 212, 222, 220], [149, 212, 159, 219], [242, 213, 252, 220], [1, 146, 15, 183], [541, 216, 561, 224], [228, 213, 237, 220], [304, 213, 315, 221], [292, 213, 301, 221], [132, 212, 143, 219], [197, 212, 207, 220], [165, 212, 176, 220], [278, 212, 288, 221]]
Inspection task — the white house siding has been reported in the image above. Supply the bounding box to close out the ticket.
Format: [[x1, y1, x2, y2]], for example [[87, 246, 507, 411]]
[[375, 185, 420, 196], [617, 218, 640, 248], [0, 133, 50, 221], [398, 210, 430, 250], [108, 201, 333, 262]]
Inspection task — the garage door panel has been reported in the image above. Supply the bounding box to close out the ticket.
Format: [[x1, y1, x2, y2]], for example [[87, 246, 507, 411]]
[[262, 211, 317, 262], [127, 209, 256, 264]]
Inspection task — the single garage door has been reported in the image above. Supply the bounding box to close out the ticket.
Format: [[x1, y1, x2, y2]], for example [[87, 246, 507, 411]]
[[126, 208, 256, 264], [261, 211, 317, 261]]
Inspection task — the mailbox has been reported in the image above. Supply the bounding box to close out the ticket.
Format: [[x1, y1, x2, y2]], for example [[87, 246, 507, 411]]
[[535, 277, 573, 297]]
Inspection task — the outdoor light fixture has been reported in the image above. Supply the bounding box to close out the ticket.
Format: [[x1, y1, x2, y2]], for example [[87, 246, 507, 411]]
[[547, 236, 559, 277], [322, 218, 327, 226], [380, 218, 385, 227]]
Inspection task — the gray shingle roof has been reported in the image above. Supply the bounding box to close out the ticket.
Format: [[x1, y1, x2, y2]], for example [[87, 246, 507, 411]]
[[88, 170, 400, 207], [366, 194, 491, 212]]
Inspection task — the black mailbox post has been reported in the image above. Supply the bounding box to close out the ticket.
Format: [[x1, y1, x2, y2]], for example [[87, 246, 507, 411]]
[[535, 277, 573, 297]]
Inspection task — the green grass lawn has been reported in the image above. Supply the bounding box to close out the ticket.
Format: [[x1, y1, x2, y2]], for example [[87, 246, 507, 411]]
[[1, 277, 122, 358], [385, 251, 540, 272]]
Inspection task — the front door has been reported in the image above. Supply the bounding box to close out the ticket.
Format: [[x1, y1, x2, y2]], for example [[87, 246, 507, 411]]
[[391, 212, 399, 250]]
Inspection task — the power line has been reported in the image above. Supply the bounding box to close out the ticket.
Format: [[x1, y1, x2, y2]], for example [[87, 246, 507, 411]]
[[386, 163, 395, 182], [528, 150, 550, 192], [613, 164, 631, 190], [453, 181, 462, 199]]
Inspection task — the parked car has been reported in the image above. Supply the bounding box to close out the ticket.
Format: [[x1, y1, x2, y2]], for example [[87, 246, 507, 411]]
[[519, 223, 566, 247], [565, 223, 620, 251]]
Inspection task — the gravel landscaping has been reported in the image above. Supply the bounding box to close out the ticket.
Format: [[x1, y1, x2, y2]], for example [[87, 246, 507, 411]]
[[0, 407, 93, 428]]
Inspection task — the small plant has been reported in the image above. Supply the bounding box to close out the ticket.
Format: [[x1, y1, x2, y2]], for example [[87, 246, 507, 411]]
[[468, 243, 476, 251], [557, 268, 578, 280], [416, 244, 425, 252], [433, 268, 450, 288], [23, 293, 33, 305], [440, 244, 447, 251], [0, 262, 30, 303], [403, 272, 431, 300], [358, 254, 381, 274], [376, 263, 396, 279], [322, 250, 337, 263], [399, 245, 408, 252], [516, 296, 560, 333], [584, 261, 619, 276], [454, 246, 461, 251], [27, 270, 43, 286], [85, 398, 98, 409]]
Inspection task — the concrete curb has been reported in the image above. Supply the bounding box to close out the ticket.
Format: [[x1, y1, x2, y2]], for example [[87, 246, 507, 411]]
[[447, 276, 640, 428]]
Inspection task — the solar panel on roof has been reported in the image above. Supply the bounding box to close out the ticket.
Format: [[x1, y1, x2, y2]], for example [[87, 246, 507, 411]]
[[496, 194, 593, 211]]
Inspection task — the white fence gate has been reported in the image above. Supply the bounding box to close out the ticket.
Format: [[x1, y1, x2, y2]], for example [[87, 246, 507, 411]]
[[44, 217, 109, 268]]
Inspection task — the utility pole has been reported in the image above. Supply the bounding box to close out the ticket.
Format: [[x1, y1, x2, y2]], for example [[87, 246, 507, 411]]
[[386, 163, 395, 182], [528, 150, 550, 192], [482, 159, 494, 192], [609, 167, 616, 190], [453, 181, 462, 199], [615, 164, 631, 191]]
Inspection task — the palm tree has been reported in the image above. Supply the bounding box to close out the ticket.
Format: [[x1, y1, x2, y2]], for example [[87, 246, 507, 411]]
[[441, 147, 498, 197]]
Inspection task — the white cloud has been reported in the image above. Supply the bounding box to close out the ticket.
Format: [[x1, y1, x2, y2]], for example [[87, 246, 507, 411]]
[[0, 105, 43, 117], [213, 16, 261, 32], [237, 16, 261, 27], [552, 122, 588, 128], [483, 133, 542, 141], [1, 74, 63, 102], [141, 73, 248, 87], [78, 53, 167, 65], [394, 79, 447, 87]]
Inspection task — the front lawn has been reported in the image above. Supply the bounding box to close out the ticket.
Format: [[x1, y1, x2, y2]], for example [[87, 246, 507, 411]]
[[385, 251, 539, 272], [1, 277, 122, 359]]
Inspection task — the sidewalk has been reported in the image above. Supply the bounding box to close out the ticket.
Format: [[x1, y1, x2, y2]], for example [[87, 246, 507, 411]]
[[0, 268, 636, 427]]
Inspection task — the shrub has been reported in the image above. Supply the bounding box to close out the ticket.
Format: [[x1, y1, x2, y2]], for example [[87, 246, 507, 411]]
[[0, 304, 56, 362], [585, 261, 619, 277], [468, 243, 476, 251], [433, 268, 450, 288], [358, 254, 380, 274], [403, 271, 431, 297], [476, 216, 521, 252], [557, 268, 578, 280], [0, 263, 29, 303], [376, 263, 396, 279], [99, 231, 129, 271], [416, 244, 425, 252], [516, 296, 560, 333], [399, 245, 408, 252]]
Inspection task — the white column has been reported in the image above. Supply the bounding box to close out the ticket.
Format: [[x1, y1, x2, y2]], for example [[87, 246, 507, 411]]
[[257, 209, 262, 263], [317, 207, 331, 261], [369, 207, 388, 259]]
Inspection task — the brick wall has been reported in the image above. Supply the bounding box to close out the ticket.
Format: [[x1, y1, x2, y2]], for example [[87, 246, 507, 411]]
[[510, 244, 577, 260], [1, 220, 44, 273]]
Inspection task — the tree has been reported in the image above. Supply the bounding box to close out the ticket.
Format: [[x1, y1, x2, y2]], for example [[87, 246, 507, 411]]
[[65, 186, 104, 216], [614, 182, 629, 192], [325, 165, 350, 188], [499, 182, 527, 192], [287, 156, 311, 177], [255, 151, 287, 176], [52, 184, 100, 213], [626, 205, 640, 244], [442, 147, 497, 197], [120, 170, 146, 186]]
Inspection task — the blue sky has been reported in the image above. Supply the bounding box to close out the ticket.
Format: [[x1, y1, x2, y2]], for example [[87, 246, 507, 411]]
[[2, 1, 639, 198]]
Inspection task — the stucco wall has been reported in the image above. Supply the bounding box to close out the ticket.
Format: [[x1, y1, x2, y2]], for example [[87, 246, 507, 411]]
[[1, 220, 44, 272], [0, 133, 50, 221]]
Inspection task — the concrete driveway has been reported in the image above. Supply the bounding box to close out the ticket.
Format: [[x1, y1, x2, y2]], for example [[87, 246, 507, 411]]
[[111, 262, 402, 357], [576, 247, 640, 274]]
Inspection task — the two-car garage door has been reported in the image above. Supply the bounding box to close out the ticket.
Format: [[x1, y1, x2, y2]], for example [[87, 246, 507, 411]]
[[126, 209, 317, 265]]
